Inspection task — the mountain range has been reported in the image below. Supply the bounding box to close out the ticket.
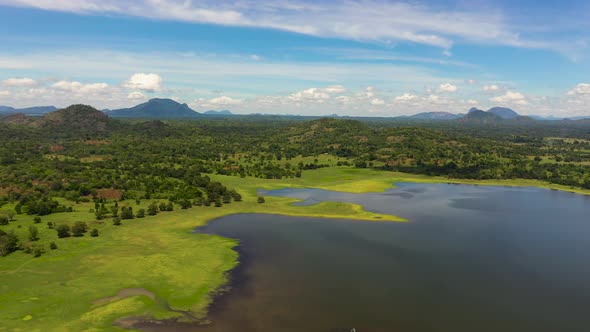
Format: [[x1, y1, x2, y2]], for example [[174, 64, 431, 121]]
[[2, 99, 588, 121], [0, 105, 57, 115]]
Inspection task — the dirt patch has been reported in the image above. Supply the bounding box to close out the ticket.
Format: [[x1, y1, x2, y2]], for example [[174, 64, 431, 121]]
[[96, 188, 123, 200]]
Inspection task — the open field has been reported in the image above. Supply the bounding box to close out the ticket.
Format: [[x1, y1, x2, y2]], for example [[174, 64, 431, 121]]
[[1, 167, 590, 331]]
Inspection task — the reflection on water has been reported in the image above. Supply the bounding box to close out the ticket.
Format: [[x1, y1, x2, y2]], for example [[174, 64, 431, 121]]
[[169, 184, 590, 332]]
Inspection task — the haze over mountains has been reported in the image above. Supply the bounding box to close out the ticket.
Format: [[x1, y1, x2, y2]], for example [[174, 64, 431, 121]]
[[1, 98, 588, 121]]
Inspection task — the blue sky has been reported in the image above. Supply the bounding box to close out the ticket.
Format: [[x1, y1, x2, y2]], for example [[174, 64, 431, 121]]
[[0, 0, 589, 117]]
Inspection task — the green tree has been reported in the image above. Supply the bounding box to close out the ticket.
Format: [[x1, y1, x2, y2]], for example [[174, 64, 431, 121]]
[[49, 241, 58, 250], [147, 203, 159, 216], [28, 225, 40, 241], [47, 221, 54, 229], [166, 202, 174, 211], [136, 208, 146, 218], [113, 217, 121, 226], [33, 216, 41, 224], [257, 196, 266, 204], [56, 224, 71, 238], [90, 228, 99, 237], [0, 230, 19, 256], [71, 221, 88, 237], [121, 206, 134, 219], [0, 215, 8, 225]]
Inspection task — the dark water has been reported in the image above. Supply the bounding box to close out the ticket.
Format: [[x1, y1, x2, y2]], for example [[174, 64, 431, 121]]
[[191, 183, 590, 332]]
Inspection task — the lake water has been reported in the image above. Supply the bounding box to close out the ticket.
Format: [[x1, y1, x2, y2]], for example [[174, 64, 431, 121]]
[[188, 183, 590, 332]]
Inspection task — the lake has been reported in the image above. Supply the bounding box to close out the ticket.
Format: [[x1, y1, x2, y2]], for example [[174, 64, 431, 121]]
[[188, 183, 590, 332]]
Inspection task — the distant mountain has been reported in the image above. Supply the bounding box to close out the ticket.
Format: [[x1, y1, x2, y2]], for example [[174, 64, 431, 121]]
[[0, 113, 35, 125], [34, 104, 110, 131], [487, 107, 519, 119], [409, 112, 462, 120], [460, 109, 502, 123], [0, 105, 57, 115], [204, 110, 233, 115], [106, 98, 199, 118]]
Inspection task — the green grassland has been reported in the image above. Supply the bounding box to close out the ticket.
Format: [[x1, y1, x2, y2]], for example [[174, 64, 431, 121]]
[[1, 167, 589, 332]]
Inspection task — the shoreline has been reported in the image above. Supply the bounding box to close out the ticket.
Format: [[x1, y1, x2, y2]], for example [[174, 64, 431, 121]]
[[3, 167, 589, 331]]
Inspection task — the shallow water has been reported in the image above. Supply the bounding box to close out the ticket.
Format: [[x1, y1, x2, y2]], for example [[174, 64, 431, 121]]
[[188, 184, 590, 331]]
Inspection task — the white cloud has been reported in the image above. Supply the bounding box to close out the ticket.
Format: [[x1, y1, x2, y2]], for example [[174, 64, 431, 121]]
[[567, 83, 590, 95], [395, 93, 418, 102], [123, 73, 162, 92], [466, 79, 478, 85], [0, 90, 10, 96], [1, 77, 37, 87], [370, 98, 385, 106], [52, 80, 109, 93], [127, 91, 146, 99], [0, 0, 557, 51], [249, 54, 262, 61], [208, 96, 243, 105], [323, 85, 347, 94], [483, 84, 500, 92], [490, 91, 528, 105], [439, 83, 457, 93]]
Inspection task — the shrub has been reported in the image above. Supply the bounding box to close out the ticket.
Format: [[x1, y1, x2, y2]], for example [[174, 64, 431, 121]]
[[56, 224, 71, 238], [90, 228, 99, 237], [257, 196, 266, 204]]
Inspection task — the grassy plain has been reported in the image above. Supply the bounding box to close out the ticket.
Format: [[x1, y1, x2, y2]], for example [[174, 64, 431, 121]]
[[1, 167, 589, 331]]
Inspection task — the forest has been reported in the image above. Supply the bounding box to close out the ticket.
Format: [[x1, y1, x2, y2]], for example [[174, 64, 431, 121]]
[[1, 104, 590, 257]]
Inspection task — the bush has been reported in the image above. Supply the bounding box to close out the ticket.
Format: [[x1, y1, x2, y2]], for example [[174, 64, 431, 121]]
[[71, 221, 88, 237], [257, 196, 266, 204], [56, 224, 71, 238], [49, 241, 58, 250], [28, 225, 40, 241], [113, 217, 121, 226], [47, 221, 54, 229], [0, 231, 19, 256], [147, 202, 159, 215], [0, 215, 8, 225], [121, 206, 134, 219], [90, 228, 99, 237], [136, 209, 145, 218], [33, 216, 41, 224]]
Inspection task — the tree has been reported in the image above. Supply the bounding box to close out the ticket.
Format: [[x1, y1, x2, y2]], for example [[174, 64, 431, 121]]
[[28, 225, 39, 241], [179, 199, 192, 209], [110, 205, 119, 217], [49, 241, 58, 250], [159, 202, 167, 211], [136, 208, 145, 218], [0, 230, 19, 256], [71, 221, 88, 237], [47, 221, 54, 229], [33, 216, 41, 224], [147, 203, 158, 216], [222, 194, 232, 204], [113, 217, 121, 226], [257, 196, 266, 204], [0, 215, 8, 225], [121, 206, 134, 219], [166, 202, 174, 211], [56, 224, 71, 238], [231, 190, 242, 202], [214, 199, 222, 207], [90, 228, 99, 237]]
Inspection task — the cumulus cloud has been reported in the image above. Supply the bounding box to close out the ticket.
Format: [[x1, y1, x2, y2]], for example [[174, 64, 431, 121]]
[[394, 93, 418, 102], [1, 77, 37, 87], [490, 91, 528, 105], [52, 81, 109, 93], [439, 83, 457, 93], [370, 98, 385, 106], [123, 73, 162, 92], [323, 85, 346, 94], [208, 96, 243, 105], [483, 84, 500, 92], [127, 91, 146, 99], [567, 83, 590, 95]]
